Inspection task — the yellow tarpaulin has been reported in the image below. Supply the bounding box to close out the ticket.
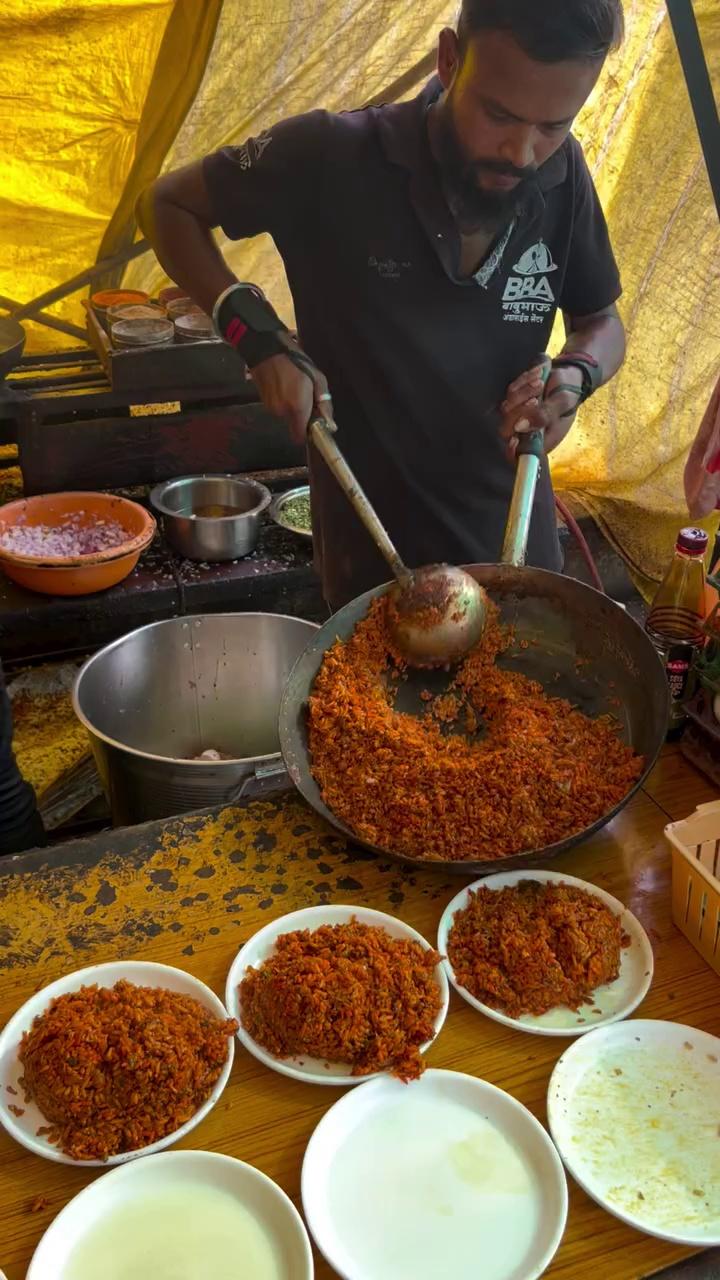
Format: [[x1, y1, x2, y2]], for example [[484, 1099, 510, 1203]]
[[1, 0, 718, 589], [552, 0, 720, 591], [0, 0, 173, 350]]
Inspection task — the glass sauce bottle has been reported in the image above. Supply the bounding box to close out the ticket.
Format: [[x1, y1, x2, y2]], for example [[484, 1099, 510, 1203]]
[[645, 527, 709, 735]]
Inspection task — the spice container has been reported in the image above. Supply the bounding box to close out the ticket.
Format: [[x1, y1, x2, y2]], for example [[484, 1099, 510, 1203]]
[[106, 302, 166, 328], [90, 289, 149, 332], [111, 318, 175, 349], [166, 298, 202, 321], [173, 312, 216, 343], [159, 286, 189, 306]]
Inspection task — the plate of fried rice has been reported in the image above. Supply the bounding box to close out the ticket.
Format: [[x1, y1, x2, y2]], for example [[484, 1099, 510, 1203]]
[[0, 961, 237, 1165], [226, 905, 449, 1086], [438, 870, 653, 1037]]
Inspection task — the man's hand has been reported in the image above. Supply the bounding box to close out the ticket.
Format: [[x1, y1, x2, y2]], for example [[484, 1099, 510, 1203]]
[[249, 344, 334, 446], [500, 363, 584, 458]]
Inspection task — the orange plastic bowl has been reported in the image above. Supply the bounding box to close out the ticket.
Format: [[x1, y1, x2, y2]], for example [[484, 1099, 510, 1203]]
[[0, 492, 156, 596]]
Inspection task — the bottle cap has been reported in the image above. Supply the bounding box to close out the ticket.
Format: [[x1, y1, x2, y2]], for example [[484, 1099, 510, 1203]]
[[677, 527, 709, 555]]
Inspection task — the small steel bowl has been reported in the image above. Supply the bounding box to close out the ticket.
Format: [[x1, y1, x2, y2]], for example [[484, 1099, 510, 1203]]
[[150, 474, 271, 562], [269, 485, 312, 540]]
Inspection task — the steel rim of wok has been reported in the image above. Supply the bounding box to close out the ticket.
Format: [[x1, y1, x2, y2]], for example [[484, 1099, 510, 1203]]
[[278, 564, 669, 876]]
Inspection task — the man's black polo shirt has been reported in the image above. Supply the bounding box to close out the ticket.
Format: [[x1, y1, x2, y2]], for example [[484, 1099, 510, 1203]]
[[204, 80, 621, 610]]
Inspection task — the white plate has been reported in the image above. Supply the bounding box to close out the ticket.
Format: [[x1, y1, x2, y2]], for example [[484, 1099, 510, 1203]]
[[0, 960, 234, 1166], [438, 869, 653, 1037], [226, 904, 449, 1086], [548, 1019, 720, 1246], [27, 1148, 314, 1279], [302, 1067, 567, 1280]]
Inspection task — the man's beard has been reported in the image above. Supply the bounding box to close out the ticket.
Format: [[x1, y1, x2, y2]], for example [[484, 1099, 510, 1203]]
[[430, 100, 536, 232]]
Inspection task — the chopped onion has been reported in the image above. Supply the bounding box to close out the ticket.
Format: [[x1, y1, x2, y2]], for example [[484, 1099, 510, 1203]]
[[0, 512, 129, 558]]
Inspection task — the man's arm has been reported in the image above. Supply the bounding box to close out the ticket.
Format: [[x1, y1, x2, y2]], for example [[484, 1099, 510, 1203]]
[[501, 302, 626, 453], [137, 153, 331, 443], [136, 164, 236, 316], [544, 301, 626, 450], [502, 137, 625, 454], [562, 302, 626, 385]]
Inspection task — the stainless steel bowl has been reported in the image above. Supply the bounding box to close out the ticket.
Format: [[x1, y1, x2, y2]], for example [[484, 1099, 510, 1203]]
[[269, 485, 312, 540], [150, 474, 271, 562], [73, 612, 319, 824]]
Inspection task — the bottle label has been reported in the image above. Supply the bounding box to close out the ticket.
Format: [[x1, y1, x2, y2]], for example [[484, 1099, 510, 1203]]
[[666, 655, 690, 700], [663, 643, 696, 725]]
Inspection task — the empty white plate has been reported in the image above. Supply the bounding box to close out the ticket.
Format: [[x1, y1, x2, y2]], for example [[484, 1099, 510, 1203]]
[[0, 960, 234, 1166], [548, 1019, 720, 1245], [438, 869, 653, 1036], [27, 1149, 313, 1279], [302, 1068, 567, 1280], [226, 904, 449, 1086]]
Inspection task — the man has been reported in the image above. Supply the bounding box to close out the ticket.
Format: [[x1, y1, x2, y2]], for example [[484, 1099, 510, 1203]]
[[0, 660, 45, 855], [140, 0, 626, 612]]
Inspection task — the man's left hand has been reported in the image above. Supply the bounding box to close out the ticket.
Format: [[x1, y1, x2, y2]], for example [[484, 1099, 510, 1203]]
[[500, 364, 584, 457]]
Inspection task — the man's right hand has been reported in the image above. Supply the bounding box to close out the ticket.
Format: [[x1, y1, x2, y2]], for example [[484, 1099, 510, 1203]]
[[250, 348, 334, 446]]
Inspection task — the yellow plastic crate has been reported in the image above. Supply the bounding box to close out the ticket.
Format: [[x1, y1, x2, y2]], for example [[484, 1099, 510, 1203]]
[[666, 801, 720, 975]]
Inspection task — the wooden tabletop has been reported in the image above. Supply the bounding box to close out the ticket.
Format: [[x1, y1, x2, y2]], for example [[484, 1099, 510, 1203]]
[[0, 746, 718, 1280]]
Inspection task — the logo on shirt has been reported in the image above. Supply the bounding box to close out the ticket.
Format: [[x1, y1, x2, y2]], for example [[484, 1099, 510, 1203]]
[[513, 242, 557, 276], [235, 131, 273, 172], [368, 256, 412, 281], [502, 239, 557, 325]]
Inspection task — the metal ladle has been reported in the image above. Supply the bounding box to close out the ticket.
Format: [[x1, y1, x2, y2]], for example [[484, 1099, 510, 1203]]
[[308, 418, 487, 666]]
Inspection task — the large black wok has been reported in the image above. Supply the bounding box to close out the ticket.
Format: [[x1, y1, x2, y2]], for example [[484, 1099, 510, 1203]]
[[0, 317, 25, 381], [279, 566, 668, 875], [278, 416, 670, 876]]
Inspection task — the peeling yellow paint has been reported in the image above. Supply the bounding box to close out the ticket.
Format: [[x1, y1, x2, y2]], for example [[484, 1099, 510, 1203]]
[[0, 795, 456, 987], [0, 463, 22, 505], [12, 688, 89, 800]]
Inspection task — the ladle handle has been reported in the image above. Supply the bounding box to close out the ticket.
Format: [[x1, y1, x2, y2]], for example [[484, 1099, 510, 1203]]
[[501, 356, 551, 568], [308, 417, 412, 587], [501, 436, 543, 567]]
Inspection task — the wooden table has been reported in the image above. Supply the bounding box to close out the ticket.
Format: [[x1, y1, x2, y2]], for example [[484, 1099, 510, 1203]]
[[1, 747, 718, 1280]]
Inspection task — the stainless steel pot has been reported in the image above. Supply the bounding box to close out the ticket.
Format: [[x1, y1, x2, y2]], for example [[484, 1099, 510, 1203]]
[[73, 612, 318, 824], [150, 474, 271, 562]]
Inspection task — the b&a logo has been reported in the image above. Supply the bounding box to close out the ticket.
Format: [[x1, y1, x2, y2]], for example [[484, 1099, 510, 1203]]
[[502, 240, 557, 325], [513, 242, 557, 276]]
